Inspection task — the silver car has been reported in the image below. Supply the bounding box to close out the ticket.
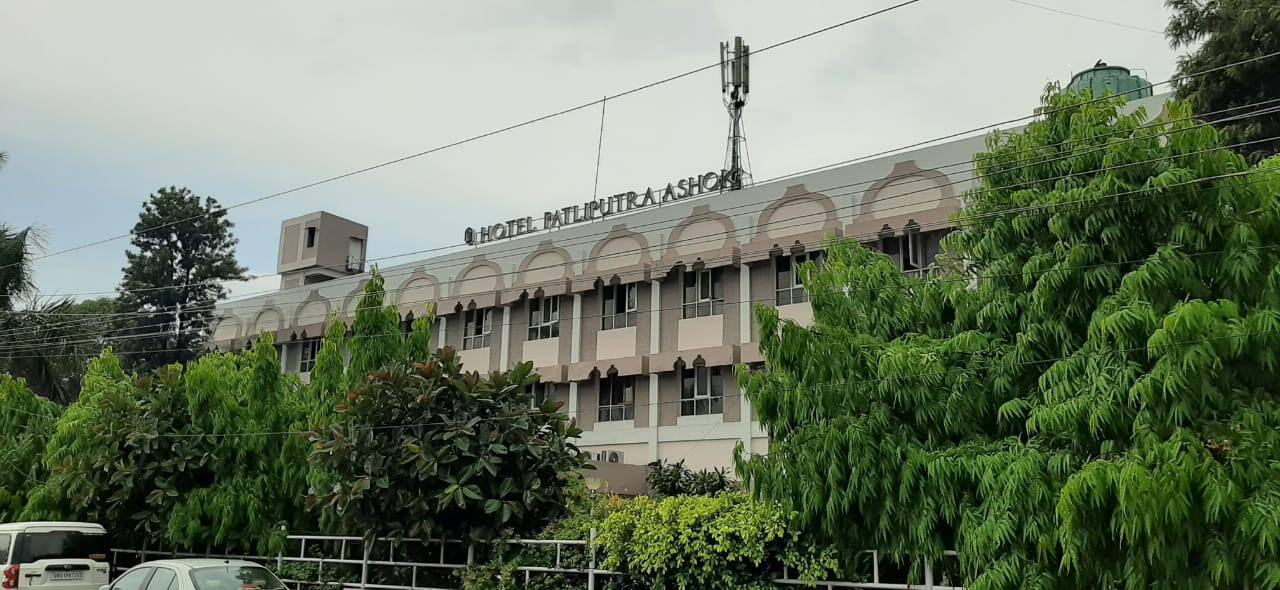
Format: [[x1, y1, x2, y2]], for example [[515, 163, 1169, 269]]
[[102, 560, 285, 590]]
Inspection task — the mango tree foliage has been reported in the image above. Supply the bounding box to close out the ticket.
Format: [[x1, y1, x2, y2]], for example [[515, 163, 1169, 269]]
[[738, 91, 1280, 589], [0, 375, 61, 520], [308, 354, 588, 541]]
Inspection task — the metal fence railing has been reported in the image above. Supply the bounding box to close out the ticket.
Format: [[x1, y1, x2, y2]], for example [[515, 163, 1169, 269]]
[[112, 534, 963, 590]]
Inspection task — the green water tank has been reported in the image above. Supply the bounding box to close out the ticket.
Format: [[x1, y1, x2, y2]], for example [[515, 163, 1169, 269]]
[[1066, 61, 1152, 100]]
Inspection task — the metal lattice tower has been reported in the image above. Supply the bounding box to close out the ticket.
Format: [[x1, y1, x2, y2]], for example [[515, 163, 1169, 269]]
[[720, 36, 751, 192]]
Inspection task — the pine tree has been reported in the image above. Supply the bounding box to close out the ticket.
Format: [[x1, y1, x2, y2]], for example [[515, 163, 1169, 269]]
[[116, 187, 245, 371], [738, 90, 1280, 588]]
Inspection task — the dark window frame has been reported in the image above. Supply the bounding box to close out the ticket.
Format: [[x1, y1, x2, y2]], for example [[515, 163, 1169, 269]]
[[463, 308, 493, 350], [775, 250, 823, 305], [680, 364, 724, 416], [682, 268, 724, 319], [299, 337, 323, 374], [527, 296, 561, 341], [527, 381, 557, 408], [597, 375, 635, 422], [601, 283, 638, 330]]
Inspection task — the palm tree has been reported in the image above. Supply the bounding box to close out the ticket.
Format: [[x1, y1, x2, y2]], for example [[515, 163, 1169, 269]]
[[1, 151, 40, 312], [0, 225, 40, 310]]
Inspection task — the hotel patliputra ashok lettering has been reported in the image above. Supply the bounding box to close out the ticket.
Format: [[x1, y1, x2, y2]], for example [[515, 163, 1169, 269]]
[[464, 168, 742, 245]]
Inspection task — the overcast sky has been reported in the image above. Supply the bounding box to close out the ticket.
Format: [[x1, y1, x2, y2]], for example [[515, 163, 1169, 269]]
[[1, 0, 1179, 301]]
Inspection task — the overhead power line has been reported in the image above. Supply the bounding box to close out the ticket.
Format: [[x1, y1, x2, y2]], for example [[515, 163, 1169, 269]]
[[0, 0, 928, 273], [1006, 0, 1166, 36]]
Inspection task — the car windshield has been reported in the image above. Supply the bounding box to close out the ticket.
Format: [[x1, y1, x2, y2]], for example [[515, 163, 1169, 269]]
[[189, 566, 284, 590], [13, 531, 109, 562]]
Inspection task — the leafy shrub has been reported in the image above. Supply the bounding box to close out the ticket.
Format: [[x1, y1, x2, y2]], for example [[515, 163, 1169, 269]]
[[456, 561, 520, 590], [597, 492, 836, 589], [273, 560, 358, 587], [308, 354, 588, 541], [645, 460, 737, 497]]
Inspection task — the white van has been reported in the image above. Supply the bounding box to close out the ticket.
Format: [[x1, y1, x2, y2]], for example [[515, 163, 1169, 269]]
[[0, 523, 110, 590]]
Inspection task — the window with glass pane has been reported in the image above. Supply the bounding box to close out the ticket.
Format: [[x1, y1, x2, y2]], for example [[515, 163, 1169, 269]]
[[527, 381, 557, 408], [463, 308, 492, 350], [682, 268, 724, 319], [597, 375, 635, 422], [601, 283, 638, 330], [902, 230, 924, 271], [776, 251, 823, 305], [680, 365, 723, 416], [527, 296, 560, 340], [299, 337, 323, 373]]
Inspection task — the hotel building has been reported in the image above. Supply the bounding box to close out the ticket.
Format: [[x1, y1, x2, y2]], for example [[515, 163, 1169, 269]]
[[211, 67, 1165, 472]]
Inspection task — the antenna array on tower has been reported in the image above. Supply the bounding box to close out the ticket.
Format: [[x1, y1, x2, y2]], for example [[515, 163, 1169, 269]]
[[720, 36, 751, 192]]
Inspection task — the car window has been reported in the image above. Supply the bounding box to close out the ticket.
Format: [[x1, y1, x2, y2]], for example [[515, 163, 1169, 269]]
[[189, 566, 283, 590], [113, 567, 152, 590], [12, 531, 109, 562], [0, 534, 10, 564], [145, 568, 176, 590]]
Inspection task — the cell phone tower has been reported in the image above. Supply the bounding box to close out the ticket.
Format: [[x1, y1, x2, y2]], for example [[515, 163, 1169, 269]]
[[720, 36, 751, 192]]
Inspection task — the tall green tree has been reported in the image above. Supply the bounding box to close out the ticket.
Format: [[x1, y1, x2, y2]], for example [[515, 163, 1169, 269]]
[[22, 340, 313, 553], [116, 186, 245, 371], [1167, 0, 1280, 162], [738, 89, 1280, 589]]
